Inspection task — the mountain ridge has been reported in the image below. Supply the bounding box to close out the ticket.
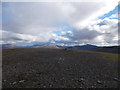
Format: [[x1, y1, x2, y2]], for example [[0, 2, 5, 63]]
[[1, 43, 119, 53]]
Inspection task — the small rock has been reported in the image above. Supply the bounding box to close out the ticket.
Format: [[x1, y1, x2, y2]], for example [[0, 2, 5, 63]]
[[71, 79, 74, 81], [3, 80, 6, 82], [113, 78, 120, 82], [97, 80, 102, 84], [77, 78, 84, 82], [55, 80, 58, 82], [80, 78, 84, 81], [12, 82, 17, 85], [19, 80, 25, 83], [49, 84, 52, 87], [43, 85, 46, 88], [59, 57, 62, 60], [91, 86, 95, 88]]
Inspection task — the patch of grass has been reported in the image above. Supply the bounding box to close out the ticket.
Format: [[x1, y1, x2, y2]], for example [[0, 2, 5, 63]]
[[40, 61, 49, 64], [3, 48, 17, 52], [36, 71, 45, 75], [62, 82, 73, 88], [99, 52, 119, 61], [36, 70, 49, 75], [15, 74, 29, 81], [72, 49, 94, 53], [72, 49, 119, 61]]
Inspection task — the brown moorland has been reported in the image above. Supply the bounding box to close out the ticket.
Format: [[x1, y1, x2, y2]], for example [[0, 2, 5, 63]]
[[2, 48, 119, 88]]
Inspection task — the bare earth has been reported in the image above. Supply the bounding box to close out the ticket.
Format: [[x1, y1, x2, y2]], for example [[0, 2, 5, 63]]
[[2, 48, 119, 88]]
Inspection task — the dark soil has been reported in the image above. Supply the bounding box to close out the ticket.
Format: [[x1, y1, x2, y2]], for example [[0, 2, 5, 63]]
[[2, 48, 119, 88]]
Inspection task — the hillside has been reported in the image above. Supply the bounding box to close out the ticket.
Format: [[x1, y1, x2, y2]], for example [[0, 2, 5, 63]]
[[32, 45, 59, 49], [1, 44, 119, 54], [92, 46, 120, 54], [57, 44, 119, 54], [2, 48, 119, 88], [73, 44, 98, 50], [0, 44, 24, 49], [57, 44, 99, 50]]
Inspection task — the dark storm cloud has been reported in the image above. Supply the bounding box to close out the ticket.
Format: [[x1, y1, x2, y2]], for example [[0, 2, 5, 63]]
[[66, 28, 101, 41]]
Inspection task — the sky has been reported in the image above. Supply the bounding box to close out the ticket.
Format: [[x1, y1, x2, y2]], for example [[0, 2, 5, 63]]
[[1, 0, 119, 46]]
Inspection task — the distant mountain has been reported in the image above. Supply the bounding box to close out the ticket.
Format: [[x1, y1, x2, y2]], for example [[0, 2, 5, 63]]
[[57, 44, 119, 54], [0, 44, 24, 49], [32, 45, 59, 49], [57, 44, 99, 50], [92, 46, 120, 54], [1, 43, 119, 54]]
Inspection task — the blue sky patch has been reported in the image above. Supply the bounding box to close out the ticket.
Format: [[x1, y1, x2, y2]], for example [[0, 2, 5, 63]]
[[99, 5, 118, 19]]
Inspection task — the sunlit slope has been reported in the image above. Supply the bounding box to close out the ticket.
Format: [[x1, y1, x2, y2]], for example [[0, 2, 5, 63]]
[[73, 49, 119, 61]]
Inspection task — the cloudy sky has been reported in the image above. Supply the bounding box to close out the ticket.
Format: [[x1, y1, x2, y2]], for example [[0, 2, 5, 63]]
[[1, 0, 119, 46]]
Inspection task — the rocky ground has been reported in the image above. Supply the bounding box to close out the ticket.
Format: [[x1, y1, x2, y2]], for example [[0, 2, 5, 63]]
[[2, 48, 119, 88], [0, 50, 2, 89]]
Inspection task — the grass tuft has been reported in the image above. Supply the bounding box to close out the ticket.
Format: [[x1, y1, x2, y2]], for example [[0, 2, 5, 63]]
[[99, 52, 119, 61], [3, 48, 16, 52], [15, 74, 29, 81], [72, 49, 119, 61]]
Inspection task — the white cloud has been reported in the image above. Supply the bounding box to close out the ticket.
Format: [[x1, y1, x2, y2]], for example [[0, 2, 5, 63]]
[[2, 1, 119, 46], [110, 14, 118, 18], [1, 30, 54, 43], [52, 33, 69, 41], [65, 17, 118, 46]]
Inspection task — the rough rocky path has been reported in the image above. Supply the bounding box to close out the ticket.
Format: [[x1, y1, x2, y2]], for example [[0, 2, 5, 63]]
[[2, 48, 119, 88]]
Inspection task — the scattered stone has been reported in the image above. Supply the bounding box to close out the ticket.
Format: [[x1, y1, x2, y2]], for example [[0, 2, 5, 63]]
[[19, 80, 25, 83]]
